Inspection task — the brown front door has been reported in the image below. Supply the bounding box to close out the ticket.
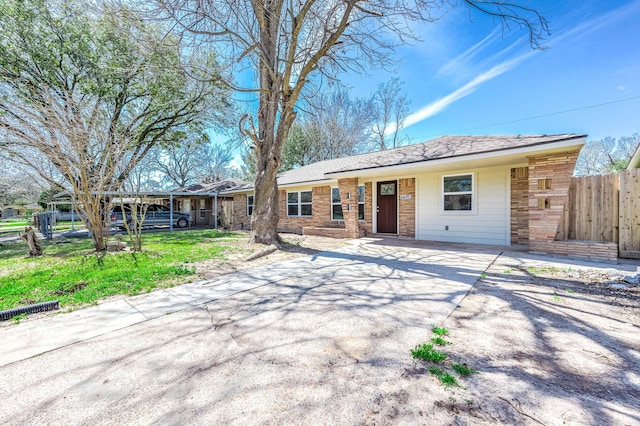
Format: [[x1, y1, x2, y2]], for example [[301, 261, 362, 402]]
[[377, 180, 397, 234]]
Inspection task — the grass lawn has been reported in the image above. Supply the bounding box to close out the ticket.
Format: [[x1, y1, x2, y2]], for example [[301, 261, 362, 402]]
[[1, 219, 84, 233], [0, 229, 241, 311], [0, 218, 31, 232]]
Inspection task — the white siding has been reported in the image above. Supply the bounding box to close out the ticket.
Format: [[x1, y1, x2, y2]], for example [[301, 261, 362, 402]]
[[416, 166, 510, 245]]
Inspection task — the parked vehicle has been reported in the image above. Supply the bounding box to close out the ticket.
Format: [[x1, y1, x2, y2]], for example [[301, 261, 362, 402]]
[[110, 204, 192, 230]]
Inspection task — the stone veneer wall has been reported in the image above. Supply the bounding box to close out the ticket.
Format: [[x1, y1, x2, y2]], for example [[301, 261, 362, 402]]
[[528, 151, 618, 262], [398, 178, 416, 238], [510, 167, 529, 245]]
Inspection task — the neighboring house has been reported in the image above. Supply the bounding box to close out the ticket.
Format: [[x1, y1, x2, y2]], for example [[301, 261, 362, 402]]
[[224, 134, 619, 261], [171, 179, 250, 227], [1, 205, 27, 218], [627, 140, 640, 170], [24, 203, 44, 212]]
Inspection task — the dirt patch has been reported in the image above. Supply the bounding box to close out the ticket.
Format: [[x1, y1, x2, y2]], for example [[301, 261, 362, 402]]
[[190, 232, 352, 279], [52, 282, 88, 296], [366, 252, 640, 425]]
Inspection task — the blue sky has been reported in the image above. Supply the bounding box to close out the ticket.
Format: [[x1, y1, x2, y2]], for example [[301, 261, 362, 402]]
[[343, 0, 640, 143]]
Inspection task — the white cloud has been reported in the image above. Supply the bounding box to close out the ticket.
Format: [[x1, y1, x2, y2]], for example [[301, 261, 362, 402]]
[[401, 52, 532, 131], [550, 0, 640, 47], [393, 0, 640, 134], [229, 154, 243, 169], [435, 28, 500, 78]]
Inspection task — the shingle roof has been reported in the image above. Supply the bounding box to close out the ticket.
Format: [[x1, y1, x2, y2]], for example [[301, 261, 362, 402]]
[[276, 134, 585, 185], [222, 134, 585, 192], [276, 156, 363, 185]]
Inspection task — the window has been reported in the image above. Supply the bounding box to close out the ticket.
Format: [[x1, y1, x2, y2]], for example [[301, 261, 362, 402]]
[[379, 183, 395, 195], [357, 185, 365, 221], [247, 195, 254, 216], [331, 188, 343, 221], [443, 174, 473, 211], [199, 199, 206, 218], [287, 191, 312, 216], [331, 185, 365, 221]]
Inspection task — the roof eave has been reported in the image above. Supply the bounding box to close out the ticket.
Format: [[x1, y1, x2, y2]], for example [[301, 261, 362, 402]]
[[325, 137, 587, 179], [627, 142, 640, 170], [220, 177, 339, 195]]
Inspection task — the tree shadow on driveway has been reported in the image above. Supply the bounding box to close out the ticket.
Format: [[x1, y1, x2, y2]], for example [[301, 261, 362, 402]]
[[0, 240, 502, 424]]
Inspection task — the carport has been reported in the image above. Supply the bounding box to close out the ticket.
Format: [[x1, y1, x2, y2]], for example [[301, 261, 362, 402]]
[[53, 190, 222, 231]]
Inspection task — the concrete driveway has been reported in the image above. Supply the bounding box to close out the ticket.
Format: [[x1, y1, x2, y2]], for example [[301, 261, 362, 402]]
[[0, 238, 501, 425]]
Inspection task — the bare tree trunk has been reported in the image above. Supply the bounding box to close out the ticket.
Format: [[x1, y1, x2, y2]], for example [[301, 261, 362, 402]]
[[248, 1, 287, 247], [250, 164, 281, 246], [249, 97, 296, 246], [20, 226, 42, 256]]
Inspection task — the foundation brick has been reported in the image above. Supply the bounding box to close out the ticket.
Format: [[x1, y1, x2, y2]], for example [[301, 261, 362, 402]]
[[528, 150, 617, 262]]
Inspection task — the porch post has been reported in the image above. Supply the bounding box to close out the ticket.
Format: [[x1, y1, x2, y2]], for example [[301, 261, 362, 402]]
[[70, 200, 75, 231]]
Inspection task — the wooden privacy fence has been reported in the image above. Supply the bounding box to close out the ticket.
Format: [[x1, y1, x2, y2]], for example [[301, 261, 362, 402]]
[[556, 169, 640, 258]]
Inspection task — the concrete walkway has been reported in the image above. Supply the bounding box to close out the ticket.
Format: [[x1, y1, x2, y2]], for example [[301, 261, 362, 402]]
[[0, 239, 502, 424]]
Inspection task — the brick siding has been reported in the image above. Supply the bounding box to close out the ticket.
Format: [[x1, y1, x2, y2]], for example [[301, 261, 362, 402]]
[[510, 167, 529, 245], [337, 178, 359, 238], [398, 178, 416, 238], [528, 150, 618, 262], [231, 193, 250, 230], [233, 186, 345, 234], [276, 186, 344, 233]]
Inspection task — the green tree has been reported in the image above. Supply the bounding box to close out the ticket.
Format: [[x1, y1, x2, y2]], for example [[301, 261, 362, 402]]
[[0, 0, 229, 250], [575, 134, 639, 175], [158, 0, 548, 246], [37, 185, 67, 210]]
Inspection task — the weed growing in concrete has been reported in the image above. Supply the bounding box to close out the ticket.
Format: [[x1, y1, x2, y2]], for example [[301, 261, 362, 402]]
[[411, 344, 447, 363], [439, 373, 459, 388], [431, 325, 449, 336], [430, 336, 451, 346], [412, 327, 478, 390], [429, 367, 459, 388], [429, 366, 444, 376], [452, 362, 478, 376]]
